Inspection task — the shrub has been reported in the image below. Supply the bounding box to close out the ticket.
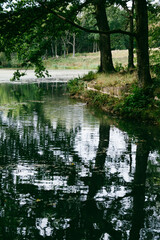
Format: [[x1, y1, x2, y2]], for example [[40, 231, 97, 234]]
[[67, 78, 85, 95], [82, 71, 97, 81], [115, 86, 154, 117]]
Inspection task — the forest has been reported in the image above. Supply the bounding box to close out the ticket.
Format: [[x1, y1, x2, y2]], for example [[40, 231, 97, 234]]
[[0, 0, 159, 88]]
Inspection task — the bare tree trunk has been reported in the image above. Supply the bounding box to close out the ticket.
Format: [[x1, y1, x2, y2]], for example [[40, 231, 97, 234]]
[[62, 37, 66, 58], [45, 49, 48, 59], [55, 40, 58, 57], [72, 33, 76, 57], [135, 0, 152, 88], [96, 42, 98, 52], [93, 41, 98, 53], [93, 42, 96, 53], [95, 0, 115, 73], [51, 41, 54, 58], [63, 42, 66, 58]]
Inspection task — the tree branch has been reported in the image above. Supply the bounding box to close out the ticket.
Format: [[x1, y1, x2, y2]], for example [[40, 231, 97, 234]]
[[52, 10, 136, 37], [38, 1, 136, 38]]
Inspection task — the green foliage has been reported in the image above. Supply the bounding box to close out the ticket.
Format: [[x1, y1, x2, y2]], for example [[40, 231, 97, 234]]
[[34, 60, 51, 78], [10, 70, 26, 81], [150, 49, 160, 68], [115, 86, 154, 118], [82, 71, 97, 81], [107, 5, 129, 50], [0, 0, 157, 85], [0, 52, 21, 68], [151, 63, 160, 79], [114, 62, 124, 72], [0, 0, 79, 76], [67, 70, 160, 123], [148, 4, 160, 48], [85, 90, 111, 107], [67, 78, 85, 95]]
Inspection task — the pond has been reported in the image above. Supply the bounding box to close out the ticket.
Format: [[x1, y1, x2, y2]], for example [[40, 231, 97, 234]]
[[0, 82, 159, 240]]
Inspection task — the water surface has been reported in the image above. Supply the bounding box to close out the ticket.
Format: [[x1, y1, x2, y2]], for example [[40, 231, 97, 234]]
[[0, 83, 159, 240]]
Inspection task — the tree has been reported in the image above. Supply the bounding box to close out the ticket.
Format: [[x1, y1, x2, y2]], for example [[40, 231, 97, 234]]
[[128, 0, 135, 69], [112, 0, 135, 69], [121, 0, 135, 69], [0, 0, 117, 74], [107, 5, 129, 50], [113, 0, 152, 87], [148, 3, 160, 48], [95, 0, 115, 72], [135, 0, 152, 88], [0, 0, 154, 88]]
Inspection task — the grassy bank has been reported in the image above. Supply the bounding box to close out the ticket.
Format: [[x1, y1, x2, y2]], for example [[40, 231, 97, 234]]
[[67, 64, 160, 124], [43, 50, 129, 70], [1, 48, 158, 71], [0, 50, 130, 70]]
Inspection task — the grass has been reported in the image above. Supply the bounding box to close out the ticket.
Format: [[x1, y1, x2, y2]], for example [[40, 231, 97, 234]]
[[43, 52, 100, 70], [43, 50, 130, 70], [0, 48, 159, 71], [87, 72, 137, 90], [68, 74, 160, 124], [67, 49, 160, 124]]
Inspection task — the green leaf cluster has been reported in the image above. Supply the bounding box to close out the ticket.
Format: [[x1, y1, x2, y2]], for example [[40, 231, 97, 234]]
[[115, 86, 155, 118], [67, 77, 85, 95]]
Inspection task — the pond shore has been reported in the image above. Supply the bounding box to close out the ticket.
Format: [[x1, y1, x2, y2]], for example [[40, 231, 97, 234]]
[[67, 71, 160, 124], [0, 69, 92, 83]]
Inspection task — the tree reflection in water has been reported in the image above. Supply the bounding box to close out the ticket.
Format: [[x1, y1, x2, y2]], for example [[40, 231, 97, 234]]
[[0, 83, 159, 240]]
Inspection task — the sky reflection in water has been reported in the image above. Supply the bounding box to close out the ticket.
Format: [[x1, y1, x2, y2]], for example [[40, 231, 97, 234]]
[[0, 83, 159, 240]]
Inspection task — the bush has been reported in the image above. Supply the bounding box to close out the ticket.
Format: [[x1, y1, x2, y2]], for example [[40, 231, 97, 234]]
[[115, 86, 154, 117], [115, 62, 124, 72], [82, 71, 97, 81], [67, 78, 85, 95]]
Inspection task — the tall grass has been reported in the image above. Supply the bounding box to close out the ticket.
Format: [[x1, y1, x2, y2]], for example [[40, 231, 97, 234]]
[[43, 50, 130, 70], [0, 49, 159, 70]]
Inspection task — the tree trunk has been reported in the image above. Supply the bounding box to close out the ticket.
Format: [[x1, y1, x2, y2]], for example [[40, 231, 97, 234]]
[[51, 41, 54, 58], [62, 37, 66, 58], [95, 0, 115, 73], [135, 0, 152, 88], [128, 0, 135, 69], [55, 40, 58, 57], [63, 42, 66, 58], [72, 33, 76, 57], [88, 121, 110, 199], [129, 141, 149, 240], [93, 42, 95, 53]]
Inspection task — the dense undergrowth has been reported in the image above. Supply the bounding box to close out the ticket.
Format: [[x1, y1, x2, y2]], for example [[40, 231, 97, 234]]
[[67, 63, 160, 124]]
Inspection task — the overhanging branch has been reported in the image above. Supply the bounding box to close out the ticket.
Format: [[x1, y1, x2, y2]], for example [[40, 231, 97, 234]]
[[39, 2, 136, 38], [54, 11, 136, 37]]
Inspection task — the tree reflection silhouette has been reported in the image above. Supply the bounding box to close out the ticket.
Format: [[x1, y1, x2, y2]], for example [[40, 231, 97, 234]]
[[0, 83, 159, 240], [129, 141, 149, 240], [66, 121, 122, 240]]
